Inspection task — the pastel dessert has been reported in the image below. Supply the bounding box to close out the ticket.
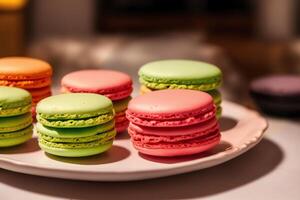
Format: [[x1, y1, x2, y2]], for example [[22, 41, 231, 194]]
[[0, 86, 33, 147], [0, 86, 32, 117], [126, 89, 221, 157], [61, 69, 133, 133], [138, 59, 223, 117], [250, 75, 300, 117], [0, 57, 53, 113], [36, 93, 116, 157]]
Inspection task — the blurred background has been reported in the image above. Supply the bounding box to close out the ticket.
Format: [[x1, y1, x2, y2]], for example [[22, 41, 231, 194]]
[[0, 0, 299, 105]]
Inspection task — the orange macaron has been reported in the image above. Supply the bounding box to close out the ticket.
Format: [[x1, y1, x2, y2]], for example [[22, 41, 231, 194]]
[[0, 57, 53, 106], [0, 57, 52, 88]]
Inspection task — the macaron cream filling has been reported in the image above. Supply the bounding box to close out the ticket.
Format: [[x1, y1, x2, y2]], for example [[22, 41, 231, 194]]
[[0, 113, 33, 133], [38, 129, 116, 144], [37, 112, 114, 128], [0, 104, 32, 117], [36, 120, 115, 138], [0, 77, 52, 89], [133, 130, 221, 149], [128, 123, 219, 143], [0, 125, 33, 139], [139, 78, 221, 91]]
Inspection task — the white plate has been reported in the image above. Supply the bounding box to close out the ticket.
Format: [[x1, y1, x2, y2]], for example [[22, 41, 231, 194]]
[[0, 101, 267, 181]]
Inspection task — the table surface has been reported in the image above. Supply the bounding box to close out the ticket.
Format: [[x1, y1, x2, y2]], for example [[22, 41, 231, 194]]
[[0, 114, 299, 200]]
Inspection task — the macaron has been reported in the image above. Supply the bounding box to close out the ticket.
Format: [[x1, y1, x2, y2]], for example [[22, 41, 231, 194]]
[[0, 86, 32, 117], [250, 75, 300, 117], [138, 59, 223, 117], [126, 89, 221, 157], [139, 60, 222, 91], [0, 57, 52, 109], [36, 93, 116, 157], [61, 69, 133, 133], [0, 86, 33, 147]]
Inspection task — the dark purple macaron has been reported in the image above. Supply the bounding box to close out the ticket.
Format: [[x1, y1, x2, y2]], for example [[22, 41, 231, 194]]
[[250, 75, 300, 117]]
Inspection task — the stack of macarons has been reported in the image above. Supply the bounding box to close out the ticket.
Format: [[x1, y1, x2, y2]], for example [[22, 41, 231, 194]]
[[61, 70, 133, 133], [0, 86, 33, 147], [126, 89, 221, 157], [0, 57, 52, 116], [139, 59, 223, 118], [36, 93, 116, 157]]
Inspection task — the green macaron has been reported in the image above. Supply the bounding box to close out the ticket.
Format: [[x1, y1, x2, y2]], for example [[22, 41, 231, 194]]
[[0, 113, 32, 133], [36, 93, 116, 157], [37, 121, 116, 157], [139, 60, 222, 91], [39, 140, 114, 157], [0, 86, 32, 117], [37, 93, 115, 128], [0, 125, 33, 147]]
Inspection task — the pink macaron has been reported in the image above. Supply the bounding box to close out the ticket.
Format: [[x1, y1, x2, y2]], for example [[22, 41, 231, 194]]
[[61, 69, 133, 133], [126, 89, 221, 157]]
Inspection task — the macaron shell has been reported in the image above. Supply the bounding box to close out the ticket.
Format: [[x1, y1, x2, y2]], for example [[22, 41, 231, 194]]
[[127, 89, 214, 120], [39, 140, 113, 157], [37, 112, 114, 128], [0, 86, 32, 108], [61, 70, 132, 100], [62, 86, 133, 101], [37, 93, 113, 120], [0, 57, 52, 80], [0, 130, 33, 147], [139, 60, 222, 84], [133, 132, 221, 157]]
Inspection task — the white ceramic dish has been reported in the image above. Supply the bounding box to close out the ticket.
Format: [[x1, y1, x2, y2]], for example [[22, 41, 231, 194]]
[[0, 101, 267, 181]]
